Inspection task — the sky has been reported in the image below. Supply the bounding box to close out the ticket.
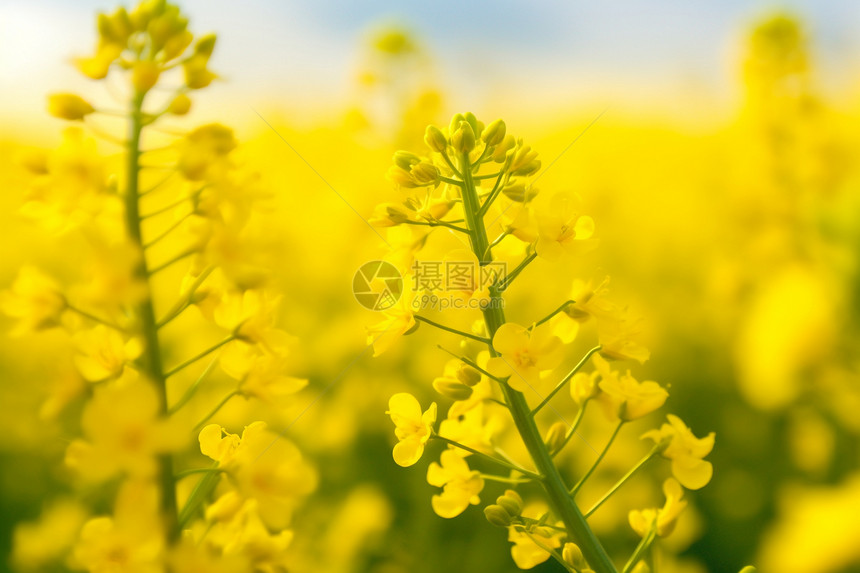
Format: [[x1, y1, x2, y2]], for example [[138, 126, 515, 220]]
[[2, 0, 859, 134]]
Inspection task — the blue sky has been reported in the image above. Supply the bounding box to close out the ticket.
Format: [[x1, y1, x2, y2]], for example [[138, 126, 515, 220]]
[[2, 0, 859, 131]]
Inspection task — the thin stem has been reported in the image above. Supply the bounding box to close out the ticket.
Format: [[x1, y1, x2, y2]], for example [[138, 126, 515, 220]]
[[143, 211, 193, 249], [167, 358, 218, 415], [140, 187, 203, 219], [473, 171, 503, 180], [440, 150, 463, 179], [498, 252, 537, 291], [439, 175, 464, 186], [124, 89, 179, 539], [177, 464, 221, 529], [480, 474, 531, 484], [585, 447, 660, 518], [571, 421, 625, 495], [174, 467, 225, 480], [457, 150, 617, 573], [149, 248, 196, 275], [139, 171, 176, 197], [65, 304, 125, 331], [163, 336, 235, 378], [621, 527, 658, 573], [483, 230, 510, 259], [157, 265, 214, 329], [403, 220, 470, 234], [552, 400, 591, 458], [435, 345, 506, 384], [477, 171, 507, 217], [192, 390, 241, 434], [524, 531, 576, 573], [470, 145, 493, 170], [432, 435, 540, 480], [532, 300, 576, 329], [414, 315, 490, 344], [532, 346, 601, 416]]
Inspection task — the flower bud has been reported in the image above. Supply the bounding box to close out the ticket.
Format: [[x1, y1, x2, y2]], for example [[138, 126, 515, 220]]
[[510, 144, 541, 176], [455, 364, 482, 387], [562, 543, 586, 570], [543, 421, 567, 453], [410, 161, 440, 186], [492, 134, 516, 163], [167, 93, 192, 115], [132, 60, 160, 92], [194, 33, 217, 59], [501, 182, 538, 203], [482, 119, 506, 146], [738, 567, 757, 573], [463, 112, 483, 139], [47, 94, 95, 121], [432, 378, 473, 401], [451, 122, 476, 154], [393, 150, 421, 171], [387, 165, 416, 188], [448, 113, 466, 135], [484, 504, 513, 527], [425, 125, 448, 153], [496, 490, 523, 517]]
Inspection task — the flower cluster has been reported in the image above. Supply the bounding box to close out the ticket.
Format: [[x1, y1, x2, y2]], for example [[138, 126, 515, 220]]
[[7, 2, 312, 571], [375, 112, 727, 572]]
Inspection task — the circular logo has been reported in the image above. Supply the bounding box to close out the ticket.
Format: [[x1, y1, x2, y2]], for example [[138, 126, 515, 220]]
[[353, 261, 403, 311]]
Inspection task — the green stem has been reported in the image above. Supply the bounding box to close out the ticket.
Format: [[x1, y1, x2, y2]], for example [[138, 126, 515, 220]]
[[65, 304, 125, 331], [621, 527, 657, 573], [192, 390, 241, 434], [458, 151, 617, 573], [149, 248, 196, 275], [439, 175, 464, 186], [571, 421, 625, 495], [499, 251, 537, 291], [174, 467, 225, 480], [124, 89, 179, 539], [585, 447, 660, 518], [177, 463, 221, 529], [524, 531, 576, 573], [432, 435, 540, 480], [143, 211, 194, 249], [552, 400, 591, 458], [477, 171, 506, 217], [532, 300, 575, 329], [434, 345, 507, 383], [480, 474, 531, 484], [167, 357, 218, 415], [414, 315, 490, 344], [157, 265, 214, 329], [532, 346, 601, 416], [163, 336, 234, 378]]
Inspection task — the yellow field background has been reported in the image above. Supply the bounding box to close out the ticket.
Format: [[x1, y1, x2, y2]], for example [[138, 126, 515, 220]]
[[1, 3, 860, 573]]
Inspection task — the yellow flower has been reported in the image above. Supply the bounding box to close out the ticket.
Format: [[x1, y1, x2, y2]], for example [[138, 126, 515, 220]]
[[534, 192, 596, 261], [628, 478, 688, 537], [643, 414, 716, 490], [167, 93, 192, 115], [507, 505, 564, 569], [12, 499, 88, 571], [65, 370, 185, 481], [487, 323, 563, 392], [551, 277, 621, 342], [47, 93, 95, 121], [598, 315, 651, 364], [438, 402, 497, 456], [199, 422, 316, 530], [72, 325, 142, 382], [131, 60, 160, 92], [366, 292, 416, 357], [75, 44, 122, 79], [426, 449, 484, 518], [72, 480, 164, 573], [570, 354, 611, 406], [220, 344, 307, 404], [202, 497, 292, 571], [386, 393, 437, 467], [596, 361, 668, 421], [0, 266, 66, 335], [214, 289, 294, 357], [178, 123, 236, 180]]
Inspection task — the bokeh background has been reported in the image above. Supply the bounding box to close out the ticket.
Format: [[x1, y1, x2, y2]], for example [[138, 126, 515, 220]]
[[2, 1, 860, 572]]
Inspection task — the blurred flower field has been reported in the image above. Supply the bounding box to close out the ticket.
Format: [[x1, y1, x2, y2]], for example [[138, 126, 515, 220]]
[[1, 2, 859, 573]]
